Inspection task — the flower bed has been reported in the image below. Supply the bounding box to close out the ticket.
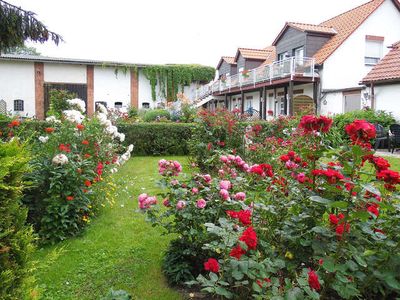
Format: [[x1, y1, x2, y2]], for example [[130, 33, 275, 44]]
[[143, 115, 400, 299]]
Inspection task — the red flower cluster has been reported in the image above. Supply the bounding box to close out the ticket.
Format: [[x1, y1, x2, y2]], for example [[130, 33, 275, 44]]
[[45, 127, 55, 133], [298, 115, 333, 133], [367, 203, 379, 217], [96, 162, 104, 176], [7, 119, 20, 128], [226, 210, 252, 226], [250, 164, 273, 177], [376, 169, 400, 190], [82, 140, 89, 145], [204, 258, 219, 273], [308, 269, 321, 291], [329, 213, 350, 237], [364, 155, 390, 171], [76, 124, 85, 131], [345, 120, 376, 143], [229, 226, 258, 260], [59, 144, 71, 153], [312, 169, 344, 184]]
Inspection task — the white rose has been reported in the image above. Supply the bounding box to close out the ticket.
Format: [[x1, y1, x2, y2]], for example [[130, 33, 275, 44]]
[[52, 154, 69, 165], [38, 136, 49, 143]]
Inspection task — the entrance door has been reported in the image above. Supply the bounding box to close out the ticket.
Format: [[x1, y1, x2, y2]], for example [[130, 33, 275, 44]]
[[344, 92, 361, 113], [44, 83, 87, 115]]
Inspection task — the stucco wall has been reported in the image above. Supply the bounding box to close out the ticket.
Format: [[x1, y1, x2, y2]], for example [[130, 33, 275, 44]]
[[44, 63, 87, 83], [374, 84, 400, 121], [322, 0, 400, 91], [93, 66, 130, 109], [0, 61, 35, 116]]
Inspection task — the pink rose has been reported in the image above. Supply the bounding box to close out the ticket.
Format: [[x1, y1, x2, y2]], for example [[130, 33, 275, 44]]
[[163, 198, 170, 207], [218, 169, 225, 177], [220, 155, 228, 163], [297, 173, 306, 183], [138, 193, 148, 203], [171, 179, 179, 186], [203, 174, 212, 184], [176, 200, 186, 210], [192, 187, 199, 194], [219, 189, 230, 200], [220, 180, 232, 190], [234, 192, 246, 201], [196, 198, 207, 208]]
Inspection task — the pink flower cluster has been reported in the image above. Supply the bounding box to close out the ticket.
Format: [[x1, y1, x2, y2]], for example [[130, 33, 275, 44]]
[[219, 155, 249, 179], [158, 159, 182, 176], [138, 193, 157, 209]]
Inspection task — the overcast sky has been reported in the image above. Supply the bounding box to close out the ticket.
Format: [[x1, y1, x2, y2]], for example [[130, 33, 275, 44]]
[[10, 0, 367, 67]]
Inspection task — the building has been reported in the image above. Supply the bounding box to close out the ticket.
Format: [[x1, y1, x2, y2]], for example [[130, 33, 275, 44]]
[[361, 41, 400, 120], [196, 0, 400, 119], [0, 54, 210, 118]]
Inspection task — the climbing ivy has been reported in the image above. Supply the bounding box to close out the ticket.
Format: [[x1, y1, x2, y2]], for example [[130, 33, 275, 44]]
[[142, 65, 215, 102]]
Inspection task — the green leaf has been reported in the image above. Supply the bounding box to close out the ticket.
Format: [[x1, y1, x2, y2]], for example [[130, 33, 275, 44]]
[[232, 269, 244, 280], [351, 211, 370, 221], [209, 272, 218, 282], [354, 255, 367, 268], [215, 286, 233, 299], [310, 196, 332, 205], [322, 257, 335, 272], [285, 287, 303, 300], [330, 201, 349, 209]]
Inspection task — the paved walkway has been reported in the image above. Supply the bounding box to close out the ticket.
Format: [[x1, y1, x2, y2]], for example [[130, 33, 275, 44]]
[[375, 150, 400, 157]]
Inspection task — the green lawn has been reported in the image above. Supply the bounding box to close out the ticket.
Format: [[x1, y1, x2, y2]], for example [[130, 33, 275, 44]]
[[32, 156, 188, 300]]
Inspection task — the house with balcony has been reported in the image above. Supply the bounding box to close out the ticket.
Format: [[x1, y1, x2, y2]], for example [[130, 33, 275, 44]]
[[196, 0, 400, 119]]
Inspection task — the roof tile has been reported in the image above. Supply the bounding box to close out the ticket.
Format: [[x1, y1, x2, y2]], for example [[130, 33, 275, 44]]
[[236, 47, 274, 61]]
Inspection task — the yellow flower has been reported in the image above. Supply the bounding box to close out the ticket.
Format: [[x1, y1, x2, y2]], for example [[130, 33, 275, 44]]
[[82, 215, 89, 222], [285, 251, 294, 260], [216, 248, 222, 254]]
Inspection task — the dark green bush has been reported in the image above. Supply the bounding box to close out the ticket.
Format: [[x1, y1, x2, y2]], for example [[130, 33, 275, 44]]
[[142, 109, 171, 122], [0, 140, 34, 300], [118, 123, 194, 155], [333, 109, 396, 132]]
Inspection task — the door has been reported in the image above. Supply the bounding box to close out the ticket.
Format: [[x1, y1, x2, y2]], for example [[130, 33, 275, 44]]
[[344, 92, 361, 113], [44, 83, 87, 114]]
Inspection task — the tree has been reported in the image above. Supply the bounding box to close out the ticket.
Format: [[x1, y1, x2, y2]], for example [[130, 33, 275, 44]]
[[3, 44, 41, 55], [0, 0, 62, 53]]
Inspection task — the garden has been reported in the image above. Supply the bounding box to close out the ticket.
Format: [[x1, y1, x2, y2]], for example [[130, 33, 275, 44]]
[[1, 96, 400, 299]]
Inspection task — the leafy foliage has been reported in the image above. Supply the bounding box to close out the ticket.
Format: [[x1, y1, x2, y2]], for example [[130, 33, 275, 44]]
[[47, 89, 77, 118], [142, 65, 215, 101], [0, 0, 62, 53], [0, 140, 34, 300], [142, 109, 171, 122]]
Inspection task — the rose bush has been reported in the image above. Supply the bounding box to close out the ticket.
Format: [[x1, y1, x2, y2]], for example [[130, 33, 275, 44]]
[[145, 115, 400, 299], [23, 101, 133, 242]]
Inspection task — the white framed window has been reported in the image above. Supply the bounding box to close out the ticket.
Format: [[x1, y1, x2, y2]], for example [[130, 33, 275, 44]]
[[278, 51, 289, 61], [294, 47, 304, 59], [365, 37, 383, 65], [14, 99, 24, 111]]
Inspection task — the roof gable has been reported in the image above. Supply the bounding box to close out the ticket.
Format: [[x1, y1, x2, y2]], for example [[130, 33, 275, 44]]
[[216, 56, 236, 70], [272, 22, 336, 46], [362, 41, 400, 83], [313, 0, 400, 64], [234, 48, 274, 62]]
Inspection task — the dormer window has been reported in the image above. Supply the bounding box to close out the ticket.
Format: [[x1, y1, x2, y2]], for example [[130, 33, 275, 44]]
[[365, 35, 384, 65]]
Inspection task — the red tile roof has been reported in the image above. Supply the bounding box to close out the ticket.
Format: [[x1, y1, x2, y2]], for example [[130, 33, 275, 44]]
[[362, 41, 400, 83], [234, 47, 274, 61], [261, 46, 277, 66], [313, 0, 400, 64], [288, 22, 337, 35], [216, 56, 236, 69]]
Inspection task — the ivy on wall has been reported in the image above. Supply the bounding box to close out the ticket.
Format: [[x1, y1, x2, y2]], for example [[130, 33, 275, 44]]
[[142, 65, 215, 102]]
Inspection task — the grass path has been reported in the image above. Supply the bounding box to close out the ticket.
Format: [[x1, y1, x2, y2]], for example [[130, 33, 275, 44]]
[[33, 156, 188, 300]]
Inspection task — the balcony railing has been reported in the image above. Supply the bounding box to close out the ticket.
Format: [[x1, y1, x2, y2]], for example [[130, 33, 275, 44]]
[[195, 57, 316, 100]]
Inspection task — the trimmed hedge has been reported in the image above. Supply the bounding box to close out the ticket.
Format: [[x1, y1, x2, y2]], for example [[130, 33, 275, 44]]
[[0, 140, 34, 299], [118, 123, 195, 155]]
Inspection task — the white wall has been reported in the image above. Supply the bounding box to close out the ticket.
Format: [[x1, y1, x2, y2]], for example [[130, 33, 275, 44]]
[[0, 61, 35, 116], [94, 66, 130, 109], [374, 84, 400, 121], [322, 0, 400, 91], [320, 92, 343, 116], [138, 69, 156, 109], [44, 63, 86, 83]]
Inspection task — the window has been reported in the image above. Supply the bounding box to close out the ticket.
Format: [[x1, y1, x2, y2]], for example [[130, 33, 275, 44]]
[[294, 47, 304, 59], [14, 99, 24, 111], [365, 36, 383, 65], [142, 102, 150, 109], [114, 102, 123, 109], [278, 51, 289, 61]]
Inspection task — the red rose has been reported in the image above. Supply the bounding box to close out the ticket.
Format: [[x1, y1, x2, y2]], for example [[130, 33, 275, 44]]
[[82, 140, 89, 145], [229, 244, 246, 260], [84, 180, 92, 187], [377, 169, 400, 185], [84, 154, 91, 159], [367, 204, 379, 217], [280, 155, 290, 162], [345, 120, 376, 142], [66, 196, 74, 201], [59, 144, 71, 153], [239, 226, 257, 250], [44, 127, 55, 133], [76, 124, 85, 131], [308, 269, 321, 291], [204, 258, 219, 273], [8, 119, 20, 127]]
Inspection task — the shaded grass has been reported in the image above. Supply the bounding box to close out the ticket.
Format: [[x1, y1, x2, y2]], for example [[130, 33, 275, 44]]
[[32, 156, 188, 300]]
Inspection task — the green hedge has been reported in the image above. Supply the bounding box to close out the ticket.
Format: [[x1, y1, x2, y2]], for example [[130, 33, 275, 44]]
[[118, 123, 195, 155], [0, 140, 34, 299]]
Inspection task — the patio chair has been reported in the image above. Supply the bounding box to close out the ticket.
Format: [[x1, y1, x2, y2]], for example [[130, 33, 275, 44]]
[[374, 124, 390, 151], [389, 124, 400, 153]]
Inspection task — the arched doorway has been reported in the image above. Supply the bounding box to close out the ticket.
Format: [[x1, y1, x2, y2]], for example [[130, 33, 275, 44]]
[[293, 95, 315, 115]]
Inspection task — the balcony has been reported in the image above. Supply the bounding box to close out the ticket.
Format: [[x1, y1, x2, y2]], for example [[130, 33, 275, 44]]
[[195, 57, 316, 100]]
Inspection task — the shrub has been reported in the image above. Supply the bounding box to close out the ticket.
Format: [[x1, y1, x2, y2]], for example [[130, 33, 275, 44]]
[[142, 109, 171, 122], [333, 108, 396, 132], [47, 89, 77, 118], [118, 123, 194, 155], [23, 101, 133, 243], [145, 116, 400, 299], [0, 140, 34, 299]]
